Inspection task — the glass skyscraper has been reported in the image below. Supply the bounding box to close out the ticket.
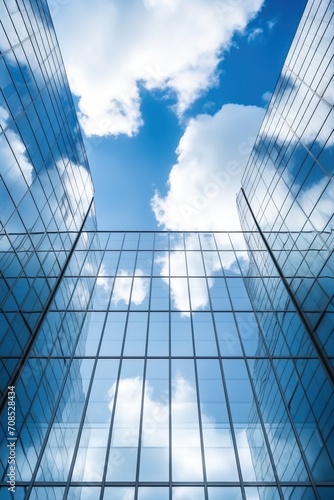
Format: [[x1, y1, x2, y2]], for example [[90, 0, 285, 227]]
[[0, 0, 333, 499], [0, 0, 96, 395], [237, 0, 333, 368]]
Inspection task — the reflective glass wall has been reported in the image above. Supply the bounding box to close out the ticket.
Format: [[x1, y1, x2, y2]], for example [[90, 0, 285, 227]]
[[0, 0, 333, 497], [237, 0, 334, 366], [0, 0, 96, 395], [1, 231, 333, 499]]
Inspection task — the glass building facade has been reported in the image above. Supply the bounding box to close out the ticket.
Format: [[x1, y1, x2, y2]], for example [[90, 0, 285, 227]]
[[0, 0, 333, 499], [1, 230, 333, 499], [237, 0, 333, 370], [0, 0, 96, 396]]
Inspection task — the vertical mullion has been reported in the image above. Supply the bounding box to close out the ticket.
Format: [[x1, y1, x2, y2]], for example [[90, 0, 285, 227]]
[[134, 232, 156, 499], [99, 231, 141, 497], [184, 232, 208, 500], [168, 232, 173, 500], [98, 232, 129, 499], [202, 232, 246, 500]]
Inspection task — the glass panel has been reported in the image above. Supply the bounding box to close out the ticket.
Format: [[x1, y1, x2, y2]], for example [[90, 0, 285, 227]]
[[192, 312, 217, 356], [100, 312, 126, 356], [173, 487, 205, 500], [208, 487, 242, 500], [72, 360, 119, 482], [151, 277, 169, 310], [36, 359, 94, 481], [147, 312, 169, 356], [103, 487, 135, 499], [68, 488, 101, 500], [123, 312, 148, 356], [138, 487, 169, 500], [215, 313, 242, 356], [171, 278, 189, 312], [189, 277, 210, 311], [245, 487, 280, 499], [30, 488, 66, 500], [197, 359, 238, 481], [171, 313, 193, 356], [106, 359, 144, 481], [75, 312, 105, 356], [140, 360, 169, 485], [223, 359, 274, 481], [171, 359, 203, 481]]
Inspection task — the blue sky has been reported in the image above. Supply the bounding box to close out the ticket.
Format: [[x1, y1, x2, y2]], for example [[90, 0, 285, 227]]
[[52, 0, 307, 230]]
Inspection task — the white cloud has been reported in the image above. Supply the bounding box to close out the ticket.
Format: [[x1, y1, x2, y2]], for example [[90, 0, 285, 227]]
[[34, 157, 94, 230], [107, 375, 240, 483], [52, 0, 264, 136], [154, 233, 246, 314], [149, 105, 263, 315], [247, 27, 263, 43], [155, 238, 207, 314], [96, 263, 112, 291], [266, 79, 334, 150], [0, 3, 31, 61], [0, 106, 94, 234], [26, 373, 300, 491], [151, 103, 265, 231], [0, 106, 33, 188], [246, 16, 277, 44], [267, 17, 278, 30], [262, 90, 272, 104], [264, 14, 333, 149], [112, 269, 149, 306], [256, 161, 334, 233], [296, 177, 333, 232]]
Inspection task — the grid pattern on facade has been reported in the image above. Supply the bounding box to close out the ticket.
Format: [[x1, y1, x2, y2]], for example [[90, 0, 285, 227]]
[[0, 0, 333, 498], [0, 0, 96, 394], [238, 0, 334, 362], [1, 231, 333, 500]]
